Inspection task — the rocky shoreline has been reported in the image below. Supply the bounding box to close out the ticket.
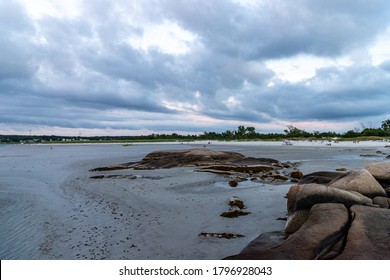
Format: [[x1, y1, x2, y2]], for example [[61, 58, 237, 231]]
[[226, 161, 390, 260], [90, 148, 390, 260]]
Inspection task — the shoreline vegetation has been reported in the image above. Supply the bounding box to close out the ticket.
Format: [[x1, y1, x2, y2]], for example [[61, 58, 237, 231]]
[[1, 122, 390, 144]]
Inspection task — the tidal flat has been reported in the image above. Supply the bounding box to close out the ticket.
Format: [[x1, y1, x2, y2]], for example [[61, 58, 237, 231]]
[[0, 141, 388, 259]]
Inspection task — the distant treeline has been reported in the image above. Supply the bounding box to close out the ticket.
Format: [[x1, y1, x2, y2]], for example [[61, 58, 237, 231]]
[[1, 120, 390, 143]]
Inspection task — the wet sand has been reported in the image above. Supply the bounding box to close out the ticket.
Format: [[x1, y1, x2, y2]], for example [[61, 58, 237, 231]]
[[0, 141, 389, 259]]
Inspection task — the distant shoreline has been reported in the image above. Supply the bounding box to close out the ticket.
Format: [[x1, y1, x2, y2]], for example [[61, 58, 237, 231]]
[[4, 139, 389, 148]]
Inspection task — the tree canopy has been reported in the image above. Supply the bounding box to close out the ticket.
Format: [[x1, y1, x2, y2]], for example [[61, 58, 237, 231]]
[[1, 119, 390, 144]]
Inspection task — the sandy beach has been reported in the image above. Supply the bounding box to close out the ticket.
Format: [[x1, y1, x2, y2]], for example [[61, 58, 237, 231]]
[[0, 141, 389, 260]]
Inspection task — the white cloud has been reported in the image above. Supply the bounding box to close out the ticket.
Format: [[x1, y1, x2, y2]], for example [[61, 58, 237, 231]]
[[266, 54, 352, 83], [3, 0, 390, 136], [127, 20, 198, 56], [15, 0, 81, 19], [162, 100, 200, 113], [369, 27, 390, 65], [224, 96, 241, 108]]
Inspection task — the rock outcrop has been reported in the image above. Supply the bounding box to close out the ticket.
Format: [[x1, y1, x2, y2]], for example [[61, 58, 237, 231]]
[[335, 205, 390, 259], [225, 203, 350, 260], [299, 171, 345, 185], [226, 160, 390, 260], [365, 161, 390, 188], [90, 148, 301, 185], [90, 148, 253, 171], [328, 169, 386, 198]]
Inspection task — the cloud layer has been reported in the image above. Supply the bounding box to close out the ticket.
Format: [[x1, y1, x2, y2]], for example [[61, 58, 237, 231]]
[[1, 0, 390, 135]]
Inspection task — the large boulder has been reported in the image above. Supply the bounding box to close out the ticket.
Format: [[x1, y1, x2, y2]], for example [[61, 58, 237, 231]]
[[372, 197, 390, 209], [91, 149, 247, 171], [225, 203, 349, 260], [328, 169, 386, 198], [134, 149, 246, 169], [299, 171, 344, 185], [336, 205, 390, 259], [284, 209, 310, 234], [285, 184, 372, 234], [286, 184, 372, 215], [365, 161, 390, 188]]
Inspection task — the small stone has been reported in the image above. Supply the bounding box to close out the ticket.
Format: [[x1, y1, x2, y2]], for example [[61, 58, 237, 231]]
[[90, 175, 105, 179], [336, 168, 347, 172], [229, 196, 245, 209], [220, 209, 251, 218], [290, 169, 303, 179], [228, 180, 238, 187]]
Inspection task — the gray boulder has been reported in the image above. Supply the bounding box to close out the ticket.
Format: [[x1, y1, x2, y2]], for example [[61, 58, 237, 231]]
[[365, 161, 390, 189], [225, 203, 349, 260], [328, 169, 386, 198], [286, 184, 372, 215], [285, 184, 372, 234], [372, 196, 390, 208], [336, 205, 390, 259], [298, 171, 345, 185]]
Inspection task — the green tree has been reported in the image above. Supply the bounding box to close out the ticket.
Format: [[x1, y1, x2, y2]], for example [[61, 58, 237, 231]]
[[246, 126, 256, 138], [236, 125, 247, 138], [343, 130, 360, 138], [381, 119, 390, 134], [361, 128, 386, 137], [284, 125, 311, 138]]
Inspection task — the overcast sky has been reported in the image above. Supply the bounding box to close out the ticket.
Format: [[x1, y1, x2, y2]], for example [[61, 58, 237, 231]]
[[1, 0, 390, 136]]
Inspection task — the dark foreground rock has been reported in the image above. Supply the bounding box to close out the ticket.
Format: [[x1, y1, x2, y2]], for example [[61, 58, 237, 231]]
[[328, 169, 386, 198], [225, 203, 349, 260], [335, 205, 390, 259], [299, 171, 345, 185], [284, 184, 373, 234], [365, 161, 390, 188], [225, 159, 390, 260]]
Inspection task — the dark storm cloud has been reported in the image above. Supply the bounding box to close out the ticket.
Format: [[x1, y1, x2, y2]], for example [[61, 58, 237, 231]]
[[161, 0, 390, 58], [260, 64, 390, 122], [1, 0, 390, 134], [0, 1, 36, 80]]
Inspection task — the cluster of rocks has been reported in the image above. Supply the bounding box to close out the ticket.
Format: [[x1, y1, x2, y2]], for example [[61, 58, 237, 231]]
[[90, 148, 303, 185], [90, 148, 390, 259], [360, 150, 390, 159], [200, 196, 250, 239], [225, 161, 390, 260]]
